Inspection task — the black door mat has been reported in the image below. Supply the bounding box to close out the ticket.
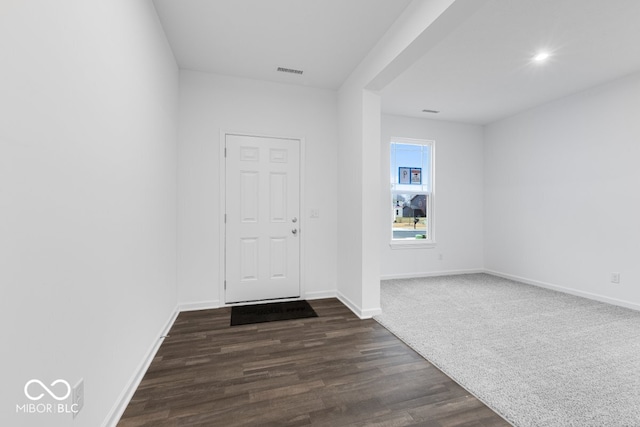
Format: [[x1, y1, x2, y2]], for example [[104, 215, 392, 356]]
[[230, 300, 318, 326]]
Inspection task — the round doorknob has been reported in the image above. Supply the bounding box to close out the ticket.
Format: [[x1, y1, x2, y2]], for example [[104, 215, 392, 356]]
[[292, 229, 298, 235]]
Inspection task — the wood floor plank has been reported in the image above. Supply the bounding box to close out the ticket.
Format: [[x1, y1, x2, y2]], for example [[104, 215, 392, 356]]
[[117, 298, 510, 427]]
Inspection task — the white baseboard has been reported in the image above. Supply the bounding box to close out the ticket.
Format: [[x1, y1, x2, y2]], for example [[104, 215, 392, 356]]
[[485, 269, 640, 312], [380, 268, 484, 281], [102, 308, 179, 427], [178, 300, 221, 312], [337, 291, 381, 319], [304, 290, 337, 300], [361, 306, 382, 318]]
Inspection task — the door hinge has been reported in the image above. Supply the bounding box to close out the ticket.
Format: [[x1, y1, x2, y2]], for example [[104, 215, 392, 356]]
[[224, 280, 227, 290], [224, 213, 227, 223], [224, 147, 227, 157]]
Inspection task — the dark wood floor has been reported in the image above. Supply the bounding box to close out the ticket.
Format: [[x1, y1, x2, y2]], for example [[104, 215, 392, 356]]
[[118, 299, 510, 427]]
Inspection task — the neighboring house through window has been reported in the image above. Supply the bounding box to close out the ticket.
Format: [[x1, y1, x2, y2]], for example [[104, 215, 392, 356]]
[[390, 138, 435, 248]]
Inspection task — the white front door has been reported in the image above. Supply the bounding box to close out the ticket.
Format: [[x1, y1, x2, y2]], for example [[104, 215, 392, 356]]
[[225, 134, 300, 303]]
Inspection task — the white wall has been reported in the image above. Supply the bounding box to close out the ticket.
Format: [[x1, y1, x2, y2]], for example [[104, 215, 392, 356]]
[[178, 71, 338, 307], [484, 71, 640, 309], [336, 0, 478, 317], [0, 1, 178, 426], [380, 115, 484, 279], [336, 86, 365, 312]]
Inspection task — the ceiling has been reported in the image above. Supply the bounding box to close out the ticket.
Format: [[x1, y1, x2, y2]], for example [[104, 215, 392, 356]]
[[153, 0, 640, 125], [382, 0, 640, 124], [152, 0, 412, 90]]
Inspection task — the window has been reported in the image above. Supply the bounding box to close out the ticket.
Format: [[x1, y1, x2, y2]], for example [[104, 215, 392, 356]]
[[390, 138, 434, 247]]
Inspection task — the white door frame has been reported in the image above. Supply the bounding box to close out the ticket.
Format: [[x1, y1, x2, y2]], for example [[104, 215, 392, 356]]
[[219, 131, 306, 306]]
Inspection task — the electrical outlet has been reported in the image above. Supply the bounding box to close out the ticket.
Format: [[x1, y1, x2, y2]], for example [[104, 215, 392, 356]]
[[72, 379, 84, 419], [310, 208, 320, 219], [611, 272, 620, 284], [438, 253, 443, 261]]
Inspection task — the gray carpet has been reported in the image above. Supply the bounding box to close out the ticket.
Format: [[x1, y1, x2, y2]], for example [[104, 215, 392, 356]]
[[374, 274, 640, 427]]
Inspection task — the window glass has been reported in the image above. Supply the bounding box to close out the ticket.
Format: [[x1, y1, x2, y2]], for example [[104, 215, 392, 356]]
[[390, 141, 433, 242]]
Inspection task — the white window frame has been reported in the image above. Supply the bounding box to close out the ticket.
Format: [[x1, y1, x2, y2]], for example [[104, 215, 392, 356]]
[[389, 137, 436, 250]]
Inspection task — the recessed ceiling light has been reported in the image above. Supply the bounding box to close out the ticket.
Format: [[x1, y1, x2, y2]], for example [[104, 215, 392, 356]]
[[422, 109, 440, 114], [533, 51, 550, 62]]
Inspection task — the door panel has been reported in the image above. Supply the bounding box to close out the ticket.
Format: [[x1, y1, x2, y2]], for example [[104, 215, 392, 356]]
[[225, 134, 300, 303], [270, 172, 287, 222]]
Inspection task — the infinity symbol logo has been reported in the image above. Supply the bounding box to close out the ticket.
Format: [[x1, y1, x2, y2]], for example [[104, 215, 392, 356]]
[[24, 379, 71, 401]]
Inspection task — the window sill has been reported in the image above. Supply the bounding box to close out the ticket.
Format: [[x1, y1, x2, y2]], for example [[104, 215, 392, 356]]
[[389, 240, 437, 250]]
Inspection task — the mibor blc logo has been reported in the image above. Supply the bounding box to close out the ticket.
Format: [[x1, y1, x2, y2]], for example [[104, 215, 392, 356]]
[[16, 379, 78, 415]]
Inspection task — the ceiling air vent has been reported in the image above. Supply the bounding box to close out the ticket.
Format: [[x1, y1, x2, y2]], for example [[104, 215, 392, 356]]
[[277, 67, 304, 75], [422, 109, 440, 114]]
